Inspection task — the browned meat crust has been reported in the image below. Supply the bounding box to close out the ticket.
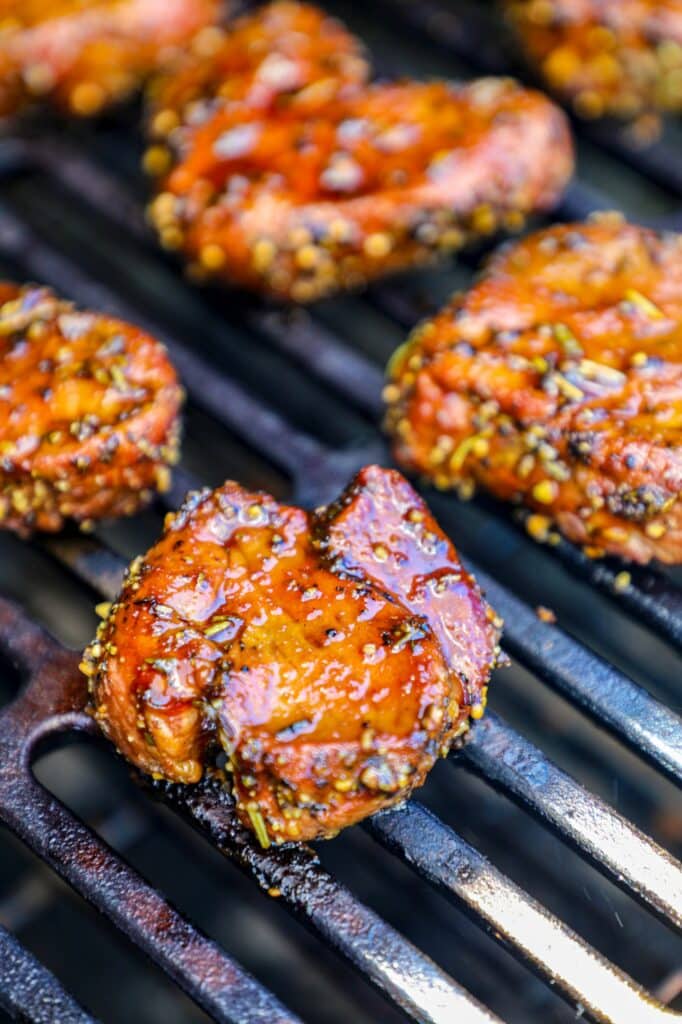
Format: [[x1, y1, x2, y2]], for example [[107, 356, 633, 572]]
[[385, 215, 682, 564], [0, 282, 182, 534], [504, 0, 682, 120], [83, 466, 501, 844], [0, 0, 223, 117], [145, 1, 574, 302]]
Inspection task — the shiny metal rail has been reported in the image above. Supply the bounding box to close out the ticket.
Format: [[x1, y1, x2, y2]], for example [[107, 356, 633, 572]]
[[368, 801, 679, 1024]]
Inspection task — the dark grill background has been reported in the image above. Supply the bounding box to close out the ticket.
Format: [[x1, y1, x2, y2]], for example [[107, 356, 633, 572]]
[[0, 2, 681, 1022]]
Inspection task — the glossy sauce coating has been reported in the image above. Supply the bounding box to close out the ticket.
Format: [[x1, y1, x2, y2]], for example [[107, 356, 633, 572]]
[[0, 282, 182, 534], [316, 465, 499, 709], [146, 0, 368, 122], [385, 216, 682, 564], [0, 0, 223, 117], [504, 0, 682, 120], [84, 466, 500, 844], [146, 1, 573, 303]]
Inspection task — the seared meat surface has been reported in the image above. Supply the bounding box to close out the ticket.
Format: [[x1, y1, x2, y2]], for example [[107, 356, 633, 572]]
[[0, 0, 222, 117], [146, 0, 573, 303], [504, 0, 682, 120], [146, 0, 368, 123], [84, 466, 501, 844], [0, 282, 182, 534], [385, 216, 682, 564]]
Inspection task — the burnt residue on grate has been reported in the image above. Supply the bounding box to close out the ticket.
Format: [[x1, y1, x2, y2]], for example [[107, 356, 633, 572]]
[[0, 2, 682, 1022]]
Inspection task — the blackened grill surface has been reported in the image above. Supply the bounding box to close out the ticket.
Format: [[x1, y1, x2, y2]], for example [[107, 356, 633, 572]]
[[0, 2, 681, 1022]]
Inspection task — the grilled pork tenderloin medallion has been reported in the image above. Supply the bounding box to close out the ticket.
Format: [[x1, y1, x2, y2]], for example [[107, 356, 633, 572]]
[[385, 215, 682, 564], [0, 282, 182, 534], [145, 0, 574, 303], [504, 0, 682, 122], [0, 0, 224, 118], [83, 466, 501, 845]]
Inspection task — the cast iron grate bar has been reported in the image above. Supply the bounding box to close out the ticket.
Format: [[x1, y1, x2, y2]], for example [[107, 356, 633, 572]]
[[533, 533, 682, 648], [471, 565, 682, 784], [576, 123, 682, 202], [154, 775, 501, 1024], [10, 137, 682, 650], [0, 599, 505, 1024], [40, 527, 682, 934], [0, 614, 301, 1024], [461, 713, 682, 931], [0, 923, 97, 1024], [180, 777, 682, 1023], [366, 801, 679, 1024], [1, 594, 679, 1024]]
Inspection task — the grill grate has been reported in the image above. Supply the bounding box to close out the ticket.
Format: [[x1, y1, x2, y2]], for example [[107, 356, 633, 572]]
[[0, 923, 94, 1024], [0, 2, 681, 1021], [9, 133, 682, 649]]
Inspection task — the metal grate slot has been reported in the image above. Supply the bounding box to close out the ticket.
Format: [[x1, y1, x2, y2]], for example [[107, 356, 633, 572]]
[[461, 714, 682, 929]]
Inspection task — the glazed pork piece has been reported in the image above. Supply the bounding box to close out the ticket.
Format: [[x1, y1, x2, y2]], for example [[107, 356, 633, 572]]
[[145, 0, 574, 303], [385, 216, 682, 564], [504, 0, 682, 120], [83, 466, 501, 845], [0, 282, 182, 534], [0, 0, 223, 117], [145, 0, 369, 123]]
